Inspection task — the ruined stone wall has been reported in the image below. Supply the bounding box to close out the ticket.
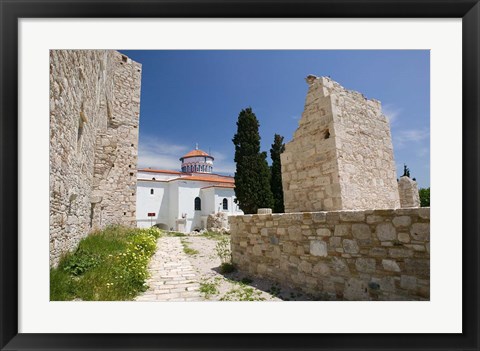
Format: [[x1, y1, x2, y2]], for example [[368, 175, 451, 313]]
[[281, 76, 400, 212], [398, 176, 421, 208], [49, 50, 141, 266], [230, 208, 429, 300]]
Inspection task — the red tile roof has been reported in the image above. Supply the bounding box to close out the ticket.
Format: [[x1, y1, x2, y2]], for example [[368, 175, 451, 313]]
[[138, 169, 183, 175], [180, 149, 214, 160], [201, 184, 235, 189], [175, 174, 234, 184]]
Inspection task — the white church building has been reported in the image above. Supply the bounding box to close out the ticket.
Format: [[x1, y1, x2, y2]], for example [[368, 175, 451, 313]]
[[136, 146, 243, 232]]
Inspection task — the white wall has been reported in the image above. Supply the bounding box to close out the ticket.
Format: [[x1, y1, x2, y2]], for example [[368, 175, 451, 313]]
[[176, 180, 208, 232], [214, 188, 243, 215], [202, 187, 216, 215], [137, 171, 179, 181], [136, 180, 171, 228], [136, 178, 241, 232]]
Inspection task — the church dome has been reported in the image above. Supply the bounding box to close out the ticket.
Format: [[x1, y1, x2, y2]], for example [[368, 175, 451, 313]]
[[180, 144, 214, 173]]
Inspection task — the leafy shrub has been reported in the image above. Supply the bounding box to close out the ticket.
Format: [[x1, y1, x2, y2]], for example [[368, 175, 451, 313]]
[[215, 236, 232, 264], [419, 187, 430, 207], [50, 226, 160, 301], [220, 262, 235, 274], [62, 251, 100, 276]]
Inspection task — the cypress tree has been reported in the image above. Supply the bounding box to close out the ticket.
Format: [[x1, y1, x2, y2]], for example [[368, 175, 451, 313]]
[[270, 134, 285, 213], [232, 108, 274, 214]]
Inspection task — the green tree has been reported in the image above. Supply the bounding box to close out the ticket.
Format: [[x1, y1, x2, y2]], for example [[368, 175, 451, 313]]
[[270, 134, 285, 213], [419, 187, 430, 207], [232, 108, 274, 214]]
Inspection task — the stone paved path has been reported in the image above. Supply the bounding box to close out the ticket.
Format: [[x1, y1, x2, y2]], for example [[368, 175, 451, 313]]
[[135, 237, 202, 301]]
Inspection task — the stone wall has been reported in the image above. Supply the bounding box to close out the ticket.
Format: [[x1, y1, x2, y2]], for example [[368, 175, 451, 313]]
[[281, 76, 400, 212], [49, 50, 142, 266], [398, 176, 421, 208], [230, 208, 429, 300]]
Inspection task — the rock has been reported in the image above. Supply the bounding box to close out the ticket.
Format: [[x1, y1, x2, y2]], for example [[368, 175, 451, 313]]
[[310, 240, 328, 257], [206, 212, 230, 233], [376, 222, 396, 241]]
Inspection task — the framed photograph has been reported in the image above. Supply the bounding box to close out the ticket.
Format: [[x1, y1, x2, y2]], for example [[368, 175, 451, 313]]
[[1, 0, 478, 350]]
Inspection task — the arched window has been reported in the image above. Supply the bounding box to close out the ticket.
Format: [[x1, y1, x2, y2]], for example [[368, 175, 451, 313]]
[[223, 198, 228, 210], [150, 189, 154, 195], [152, 177, 156, 181], [194, 197, 201, 211]]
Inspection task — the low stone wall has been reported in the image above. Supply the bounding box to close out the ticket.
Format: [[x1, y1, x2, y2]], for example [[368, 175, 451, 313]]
[[229, 208, 429, 300]]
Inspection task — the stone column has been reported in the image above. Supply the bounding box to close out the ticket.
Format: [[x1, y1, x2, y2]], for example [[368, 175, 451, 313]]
[[398, 176, 421, 208]]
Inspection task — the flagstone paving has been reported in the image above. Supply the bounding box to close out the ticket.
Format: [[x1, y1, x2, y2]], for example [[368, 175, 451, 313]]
[[136, 233, 311, 302], [135, 237, 202, 301]]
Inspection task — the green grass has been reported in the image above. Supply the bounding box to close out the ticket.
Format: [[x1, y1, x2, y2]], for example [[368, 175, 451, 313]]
[[50, 226, 162, 301], [165, 231, 186, 237], [219, 262, 236, 274], [181, 239, 199, 255], [220, 286, 265, 301], [199, 281, 219, 299], [201, 231, 227, 240]]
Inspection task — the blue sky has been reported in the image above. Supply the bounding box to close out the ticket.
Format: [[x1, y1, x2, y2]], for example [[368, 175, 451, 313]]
[[120, 50, 430, 188]]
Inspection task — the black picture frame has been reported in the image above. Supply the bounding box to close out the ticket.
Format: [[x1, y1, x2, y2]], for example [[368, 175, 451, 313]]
[[1, 1, 478, 350]]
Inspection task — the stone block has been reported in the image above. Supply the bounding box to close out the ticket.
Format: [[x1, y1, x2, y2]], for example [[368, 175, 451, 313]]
[[339, 211, 365, 222], [376, 222, 396, 241], [334, 224, 350, 236], [257, 208, 272, 215], [299, 260, 312, 273], [389, 248, 414, 258], [397, 232, 410, 243], [342, 239, 359, 254], [355, 258, 376, 273], [418, 208, 430, 219], [316, 228, 331, 237], [400, 275, 417, 290], [310, 240, 328, 257], [352, 223, 371, 239], [288, 226, 303, 241], [331, 257, 350, 274], [382, 259, 400, 272], [344, 278, 370, 300], [312, 212, 327, 223], [392, 216, 412, 228], [366, 215, 384, 224], [312, 262, 330, 276], [369, 247, 387, 256], [329, 236, 342, 248], [410, 223, 429, 241]]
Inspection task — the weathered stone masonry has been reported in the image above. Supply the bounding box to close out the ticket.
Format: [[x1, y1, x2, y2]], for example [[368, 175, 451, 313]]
[[230, 208, 429, 300], [281, 76, 400, 212], [231, 76, 429, 300], [49, 50, 142, 266], [398, 176, 421, 208]]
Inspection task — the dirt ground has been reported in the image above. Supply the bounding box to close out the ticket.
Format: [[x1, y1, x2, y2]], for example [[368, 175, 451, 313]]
[[181, 233, 312, 301]]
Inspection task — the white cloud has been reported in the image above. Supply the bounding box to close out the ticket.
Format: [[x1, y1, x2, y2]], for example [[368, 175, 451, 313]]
[[382, 104, 402, 125], [208, 149, 236, 175], [418, 147, 429, 157], [138, 137, 236, 174], [137, 137, 189, 170], [393, 129, 430, 148]]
